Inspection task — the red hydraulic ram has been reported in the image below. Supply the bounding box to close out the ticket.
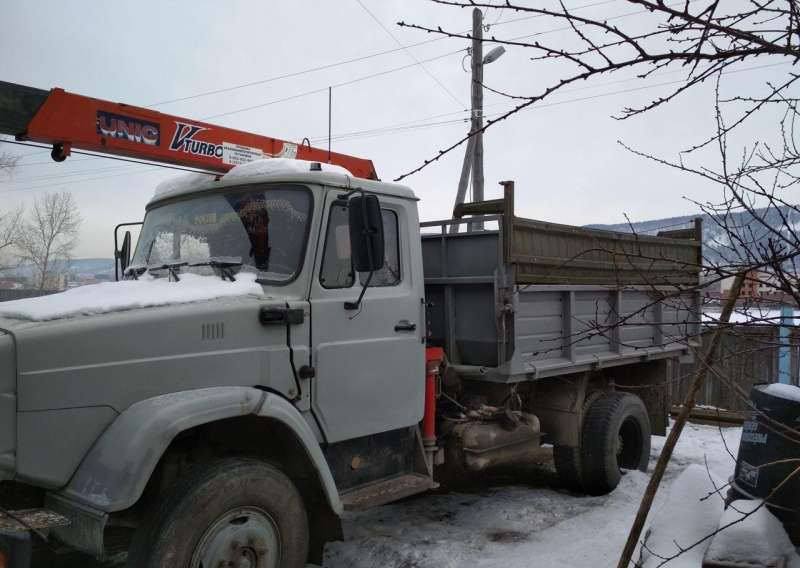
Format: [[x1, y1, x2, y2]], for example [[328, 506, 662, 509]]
[[423, 347, 444, 444], [0, 81, 378, 179]]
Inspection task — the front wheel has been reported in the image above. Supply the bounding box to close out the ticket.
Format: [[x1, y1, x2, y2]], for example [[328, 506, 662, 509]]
[[127, 458, 309, 568]]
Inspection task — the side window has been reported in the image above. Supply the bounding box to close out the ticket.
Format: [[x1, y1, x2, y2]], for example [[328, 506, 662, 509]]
[[320, 203, 354, 289], [320, 204, 401, 289], [359, 209, 401, 287]]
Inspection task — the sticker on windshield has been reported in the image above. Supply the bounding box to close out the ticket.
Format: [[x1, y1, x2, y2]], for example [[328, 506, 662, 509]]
[[222, 142, 264, 166]]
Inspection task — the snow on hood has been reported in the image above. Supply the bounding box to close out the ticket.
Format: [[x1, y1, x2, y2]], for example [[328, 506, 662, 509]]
[[153, 158, 351, 202], [0, 273, 264, 321]]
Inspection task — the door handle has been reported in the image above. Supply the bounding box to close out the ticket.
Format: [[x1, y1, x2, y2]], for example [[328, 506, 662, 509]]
[[394, 320, 417, 332], [259, 306, 305, 326]]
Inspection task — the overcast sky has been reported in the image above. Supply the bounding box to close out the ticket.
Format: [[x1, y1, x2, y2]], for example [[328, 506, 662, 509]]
[[0, 0, 789, 257]]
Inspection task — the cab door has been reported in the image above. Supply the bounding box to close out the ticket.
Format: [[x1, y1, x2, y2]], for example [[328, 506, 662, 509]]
[[310, 191, 425, 443]]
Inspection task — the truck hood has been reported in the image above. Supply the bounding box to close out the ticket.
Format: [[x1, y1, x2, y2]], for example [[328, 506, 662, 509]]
[[1, 291, 306, 488], [0, 273, 265, 323]]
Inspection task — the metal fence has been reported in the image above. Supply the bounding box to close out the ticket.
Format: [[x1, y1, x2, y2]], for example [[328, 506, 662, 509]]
[[673, 325, 799, 411]]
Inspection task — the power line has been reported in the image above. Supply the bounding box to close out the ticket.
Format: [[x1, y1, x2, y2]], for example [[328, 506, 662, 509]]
[[14, 156, 95, 167], [488, 0, 618, 29], [505, 0, 685, 44], [148, 35, 449, 107], [305, 61, 788, 145], [145, 0, 621, 109], [354, 0, 466, 109], [8, 163, 143, 183], [202, 48, 464, 120], [0, 163, 164, 195]]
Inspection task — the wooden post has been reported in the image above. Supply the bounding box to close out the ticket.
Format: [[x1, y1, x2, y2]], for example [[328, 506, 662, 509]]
[[450, 135, 475, 234]]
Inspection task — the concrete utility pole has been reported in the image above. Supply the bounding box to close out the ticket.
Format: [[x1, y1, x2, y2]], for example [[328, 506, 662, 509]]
[[452, 8, 504, 232]]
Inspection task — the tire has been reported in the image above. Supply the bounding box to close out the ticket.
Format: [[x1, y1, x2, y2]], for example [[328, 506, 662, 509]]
[[553, 444, 584, 491], [553, 391, 601, 492], [581, 392, 651, 495], [127, 458, 309, 568]]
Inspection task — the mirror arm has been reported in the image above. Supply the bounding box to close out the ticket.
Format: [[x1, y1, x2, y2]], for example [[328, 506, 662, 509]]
[[344, 270, 374, 311]]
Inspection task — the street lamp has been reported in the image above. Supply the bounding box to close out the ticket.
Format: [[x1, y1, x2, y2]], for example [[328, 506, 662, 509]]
[[483, 46, 506, 65]]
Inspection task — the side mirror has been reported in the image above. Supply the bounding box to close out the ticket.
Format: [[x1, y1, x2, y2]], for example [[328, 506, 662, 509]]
[[348, 194, 384, 272], [119, 231, 132, 274]]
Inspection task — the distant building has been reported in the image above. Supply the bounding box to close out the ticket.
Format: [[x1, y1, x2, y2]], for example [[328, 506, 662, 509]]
[[720, 269, 796, 306], [41, 272, 68, 291], [0, 279, 23, 290]]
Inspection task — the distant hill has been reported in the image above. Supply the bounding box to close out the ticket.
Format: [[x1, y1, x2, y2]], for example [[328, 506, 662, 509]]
[[2, 258, 115, 281], [588, 205, 799, 266], [69, 258, 115, 277]]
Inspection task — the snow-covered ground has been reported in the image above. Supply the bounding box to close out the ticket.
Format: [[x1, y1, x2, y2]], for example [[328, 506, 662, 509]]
[[324, 422, 755, 568]]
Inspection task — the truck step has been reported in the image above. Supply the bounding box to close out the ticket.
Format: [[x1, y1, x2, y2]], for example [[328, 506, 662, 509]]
[[0, 508, 70, 532], [341, 473, 435, 511]]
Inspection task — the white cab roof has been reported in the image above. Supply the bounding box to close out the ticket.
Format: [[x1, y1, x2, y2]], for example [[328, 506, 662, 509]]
[[150, 158, 417, 206]]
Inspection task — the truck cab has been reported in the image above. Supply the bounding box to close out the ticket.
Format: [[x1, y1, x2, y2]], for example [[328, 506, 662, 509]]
[[0, 159, 433, 567]]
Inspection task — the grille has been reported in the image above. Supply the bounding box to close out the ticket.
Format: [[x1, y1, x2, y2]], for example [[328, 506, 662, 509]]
[[201, 322, 225, 341]]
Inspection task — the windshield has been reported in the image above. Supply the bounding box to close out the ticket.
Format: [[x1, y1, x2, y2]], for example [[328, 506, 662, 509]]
[[131, 184, 312, 283]]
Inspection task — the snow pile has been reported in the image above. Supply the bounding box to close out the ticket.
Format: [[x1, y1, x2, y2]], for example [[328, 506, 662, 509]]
[[0, 273, 264, 321], [639, 464, 726, 568], [704, 500, 800, 568], [222, 157, 352, 181], [758, 382, 800, 403], [153, 171, 215, 201]]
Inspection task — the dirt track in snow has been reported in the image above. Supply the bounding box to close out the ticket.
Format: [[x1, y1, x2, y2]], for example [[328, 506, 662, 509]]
[[324, 422, 742, 568]]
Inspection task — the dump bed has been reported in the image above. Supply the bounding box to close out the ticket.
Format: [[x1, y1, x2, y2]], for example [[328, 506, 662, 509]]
[[421, 182, 702, 383]]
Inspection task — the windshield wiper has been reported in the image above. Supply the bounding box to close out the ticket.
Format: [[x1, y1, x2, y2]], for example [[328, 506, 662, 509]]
[[123, 264, 148, 280], [189, 257, 243, 282], [148, 261, 188, 282]]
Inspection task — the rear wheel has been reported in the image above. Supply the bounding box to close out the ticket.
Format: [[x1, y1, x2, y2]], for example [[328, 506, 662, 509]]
[[127, 457, 309, 568], [553, 391, 600, 492], [553, 444, 584, 491], [581, 392, 650, 495]]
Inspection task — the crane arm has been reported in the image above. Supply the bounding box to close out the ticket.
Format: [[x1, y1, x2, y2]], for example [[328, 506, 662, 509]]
[[0, 81, 378, 179]]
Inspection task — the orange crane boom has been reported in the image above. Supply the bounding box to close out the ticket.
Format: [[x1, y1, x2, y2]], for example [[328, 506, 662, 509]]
[[0, 81, 378, 179]]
